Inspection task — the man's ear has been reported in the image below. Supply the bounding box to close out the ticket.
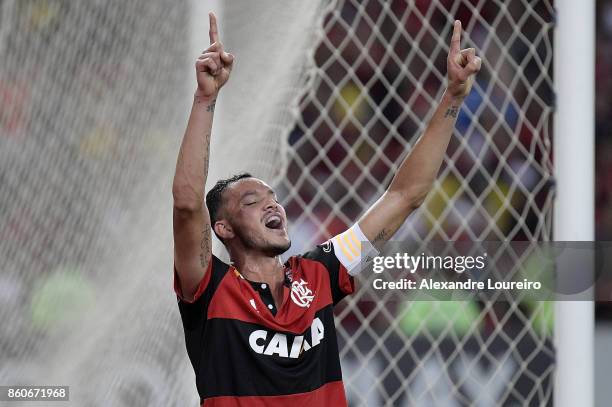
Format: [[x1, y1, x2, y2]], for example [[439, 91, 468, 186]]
[[214, 220, 234, 240]]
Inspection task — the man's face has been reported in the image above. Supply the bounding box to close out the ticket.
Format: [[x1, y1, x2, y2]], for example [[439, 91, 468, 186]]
[[221, 178, 290, 256]]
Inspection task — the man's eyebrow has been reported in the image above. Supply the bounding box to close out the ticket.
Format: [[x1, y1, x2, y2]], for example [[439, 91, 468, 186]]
[[240, 189, 276, 200], [240, 190, 258, 199]]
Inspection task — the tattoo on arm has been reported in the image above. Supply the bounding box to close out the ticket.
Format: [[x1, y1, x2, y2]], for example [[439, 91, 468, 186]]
[[194, 96, 216, 113], [444, 105, 459, 118], [373, 229, 389, 245]]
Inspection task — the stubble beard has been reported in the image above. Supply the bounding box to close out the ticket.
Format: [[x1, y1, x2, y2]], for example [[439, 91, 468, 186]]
[[242, 230, 291, 257]]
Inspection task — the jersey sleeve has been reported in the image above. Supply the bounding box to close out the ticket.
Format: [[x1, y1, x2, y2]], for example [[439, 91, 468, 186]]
[[301, 242, 354, 305], [302, 223, 377, 305], [173, 254, 229, 330]]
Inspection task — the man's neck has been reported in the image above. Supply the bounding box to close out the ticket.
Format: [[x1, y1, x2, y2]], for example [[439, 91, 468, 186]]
[[231, 251, 285, 288]]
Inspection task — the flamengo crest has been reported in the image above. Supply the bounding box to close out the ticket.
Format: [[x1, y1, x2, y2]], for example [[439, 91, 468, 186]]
[[290, 279, 315, 308]]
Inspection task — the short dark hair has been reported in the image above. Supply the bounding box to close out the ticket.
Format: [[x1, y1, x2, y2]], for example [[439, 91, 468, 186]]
[[206, 172, 253, 226]]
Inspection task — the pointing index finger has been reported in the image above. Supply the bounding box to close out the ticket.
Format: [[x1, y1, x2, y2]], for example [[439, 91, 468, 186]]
[[450, 20, 461, 55], [209, 12, 219, 44]]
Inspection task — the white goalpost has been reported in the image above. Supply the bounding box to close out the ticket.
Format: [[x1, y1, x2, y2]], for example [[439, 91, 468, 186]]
[[554, 0, 595, 406]]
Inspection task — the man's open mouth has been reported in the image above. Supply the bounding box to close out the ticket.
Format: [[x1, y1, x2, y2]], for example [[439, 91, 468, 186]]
[[264, 214, 283, 230]]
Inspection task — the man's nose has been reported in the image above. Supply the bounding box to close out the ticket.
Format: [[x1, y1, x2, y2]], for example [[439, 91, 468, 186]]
[[264, 199, 278, 211]]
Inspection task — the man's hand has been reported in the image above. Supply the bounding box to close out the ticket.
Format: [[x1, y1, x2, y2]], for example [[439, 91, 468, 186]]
[[195, 12, 234, 98], [446, 20, 481, 99]]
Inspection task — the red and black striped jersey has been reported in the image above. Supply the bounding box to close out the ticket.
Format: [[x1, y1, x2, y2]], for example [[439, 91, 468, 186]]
[[174, 241, 355, 407]]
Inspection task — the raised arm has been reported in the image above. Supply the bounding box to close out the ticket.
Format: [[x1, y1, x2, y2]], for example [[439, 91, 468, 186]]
[[359, 21, 481, 248], [172, 12, 234, 301]]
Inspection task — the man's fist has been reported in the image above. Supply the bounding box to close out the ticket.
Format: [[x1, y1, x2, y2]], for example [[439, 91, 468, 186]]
[[446, 20, 481, 99], [195, 12, 234, 98]]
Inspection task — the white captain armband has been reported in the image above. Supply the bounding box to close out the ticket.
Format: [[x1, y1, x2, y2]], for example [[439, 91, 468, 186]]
[[329, 223, 379, 276]]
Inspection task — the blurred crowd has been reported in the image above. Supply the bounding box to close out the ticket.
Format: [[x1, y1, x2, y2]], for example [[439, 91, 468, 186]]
[[595, 1, 612, 240], [595, 1, 612, 318], [283, 0, 555, 252]]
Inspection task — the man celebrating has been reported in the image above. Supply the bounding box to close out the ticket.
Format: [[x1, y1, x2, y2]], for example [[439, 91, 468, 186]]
[[172, 12, 481, 406]]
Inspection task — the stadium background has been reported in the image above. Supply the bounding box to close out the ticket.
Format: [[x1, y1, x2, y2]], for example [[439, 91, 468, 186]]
[[0, 0, 609, 405]]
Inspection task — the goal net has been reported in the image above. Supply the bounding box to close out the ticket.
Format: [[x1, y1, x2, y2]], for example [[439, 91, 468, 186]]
[[0, 0, 555, 405], [275, 0, 556, 406]]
